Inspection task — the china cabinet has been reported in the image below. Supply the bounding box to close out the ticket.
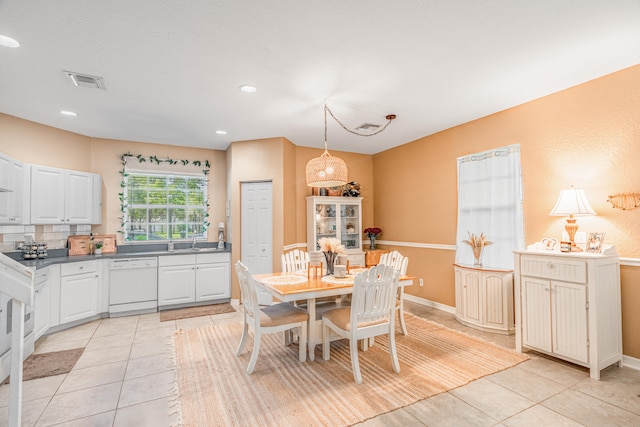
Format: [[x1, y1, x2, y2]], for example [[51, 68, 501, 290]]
[[306, 196, 365, 266], [454, 264, 514, 334], [514, 249, 622, 380]]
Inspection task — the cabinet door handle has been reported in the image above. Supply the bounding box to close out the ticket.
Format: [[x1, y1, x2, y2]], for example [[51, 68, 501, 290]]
[[547, 261, 554, 269]]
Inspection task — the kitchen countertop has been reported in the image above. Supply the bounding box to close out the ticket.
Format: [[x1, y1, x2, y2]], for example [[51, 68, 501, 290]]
[[4, 243, 232, 270]]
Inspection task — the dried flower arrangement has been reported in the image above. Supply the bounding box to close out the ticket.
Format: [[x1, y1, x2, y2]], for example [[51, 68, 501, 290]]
[[318, 237, 346, 254], [462, 232, 493, 265]]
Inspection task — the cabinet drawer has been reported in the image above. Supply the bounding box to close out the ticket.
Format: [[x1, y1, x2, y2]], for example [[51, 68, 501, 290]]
[[60, 260, 98, 276], [158, 254, 196, 267], [196, 252, 230, 264], [520, 256, 587, 283]]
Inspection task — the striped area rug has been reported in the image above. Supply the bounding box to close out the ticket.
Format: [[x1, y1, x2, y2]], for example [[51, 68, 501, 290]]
[[172, 314, 527, 426]]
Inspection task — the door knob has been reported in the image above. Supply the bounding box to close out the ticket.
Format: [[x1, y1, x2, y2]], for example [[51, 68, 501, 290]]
[[261, 248, 265, 252]]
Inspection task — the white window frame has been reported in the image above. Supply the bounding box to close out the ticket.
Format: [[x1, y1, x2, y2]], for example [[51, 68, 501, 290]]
[[122, 170, 208, 242], [455, 144, 524, 269]]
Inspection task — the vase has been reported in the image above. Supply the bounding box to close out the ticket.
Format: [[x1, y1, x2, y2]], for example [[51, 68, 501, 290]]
[[472, 246, 483, 267], [368, 234, 376, 250], [323, 251, 337, 275]]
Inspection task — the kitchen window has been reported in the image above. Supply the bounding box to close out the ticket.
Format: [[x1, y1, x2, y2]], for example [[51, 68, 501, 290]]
[[123, 172, 208, 241]]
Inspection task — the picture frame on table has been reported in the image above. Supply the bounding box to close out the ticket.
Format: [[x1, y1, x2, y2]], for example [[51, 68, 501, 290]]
[[586, 232, 605, 253]]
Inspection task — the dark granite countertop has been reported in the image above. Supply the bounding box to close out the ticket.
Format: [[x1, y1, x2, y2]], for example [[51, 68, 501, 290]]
[[4, 242, 231, 270]]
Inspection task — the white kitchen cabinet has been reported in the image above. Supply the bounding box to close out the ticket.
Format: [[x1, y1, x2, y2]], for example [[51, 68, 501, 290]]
[[454, 264, 514, 334], [158, 253, 231, 307], [34, 268, 51, 339], [158, 255, 196, 306], [195, 253, 231, 301], [514, 250, 622, 380], [59, 260, 100, 324], [30, 165, 102, 224], [306, 196, 365, 266], [0, 153, 29, 224]]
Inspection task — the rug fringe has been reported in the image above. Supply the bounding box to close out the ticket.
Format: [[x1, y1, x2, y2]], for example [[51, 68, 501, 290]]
[[168, 332, 184, 427]]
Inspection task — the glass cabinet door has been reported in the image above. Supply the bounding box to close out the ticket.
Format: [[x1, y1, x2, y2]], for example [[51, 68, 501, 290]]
[[340, 203, 360, 249], [315, 202, 337, 249]]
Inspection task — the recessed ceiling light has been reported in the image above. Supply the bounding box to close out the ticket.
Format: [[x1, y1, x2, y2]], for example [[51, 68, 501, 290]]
[[60, 110, 78, 117], [215, 130, 228, 135], [239, 85, 257, 93], [0, 34, 20, 48]]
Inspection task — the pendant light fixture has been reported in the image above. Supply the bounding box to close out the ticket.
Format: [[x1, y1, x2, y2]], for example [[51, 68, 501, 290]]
[[306, 104, 396, 188]]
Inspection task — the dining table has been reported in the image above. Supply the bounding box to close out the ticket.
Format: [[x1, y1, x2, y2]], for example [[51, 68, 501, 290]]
[[252, 269, 414, 361]]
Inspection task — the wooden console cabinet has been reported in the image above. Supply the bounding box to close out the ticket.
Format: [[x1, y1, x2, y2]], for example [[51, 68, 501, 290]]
[[514, 250, 622, 380], [454, 264, 514, 334]]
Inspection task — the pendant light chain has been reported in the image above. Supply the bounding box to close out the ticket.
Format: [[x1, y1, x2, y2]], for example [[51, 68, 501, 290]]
[[324, 104, 395, 137]]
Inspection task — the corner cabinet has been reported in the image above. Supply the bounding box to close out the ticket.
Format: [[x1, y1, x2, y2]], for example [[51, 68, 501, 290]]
[[513, 250, 622, 380], [454, 264, 514, 334], [0, 152, 29, 224], [306, 196, 365, 266]]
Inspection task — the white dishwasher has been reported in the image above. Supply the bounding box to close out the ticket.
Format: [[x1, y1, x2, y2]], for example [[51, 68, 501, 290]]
[[109, 257, 158, 315]]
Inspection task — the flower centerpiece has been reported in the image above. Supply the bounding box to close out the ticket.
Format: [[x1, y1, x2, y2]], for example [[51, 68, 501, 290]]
[[462, 232, 493, 267], [318, 237, 345, 275], [363, 227, 382, 250]]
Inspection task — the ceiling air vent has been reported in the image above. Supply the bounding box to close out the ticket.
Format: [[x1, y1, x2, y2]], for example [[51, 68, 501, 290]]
[[355, 123, 381, 131], [63, 70, 106, 90]]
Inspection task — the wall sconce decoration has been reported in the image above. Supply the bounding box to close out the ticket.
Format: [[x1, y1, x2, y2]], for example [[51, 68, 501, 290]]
[[607, 192, 640, 210], [549, 186, 596, 252]]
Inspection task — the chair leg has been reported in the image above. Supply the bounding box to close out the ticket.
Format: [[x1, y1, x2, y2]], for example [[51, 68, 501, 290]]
[[236, 320, 249, 356], [350, 337, 363, 384], [388, 329, 401, 374], [398, 302, 408, 335], [322, 323, 331, 361], [298, 322, 307, 362], [246, 333, 261, 374]]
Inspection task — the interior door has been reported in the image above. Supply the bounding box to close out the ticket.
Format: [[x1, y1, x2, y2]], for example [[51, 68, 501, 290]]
[[241, 181, 273, 305]]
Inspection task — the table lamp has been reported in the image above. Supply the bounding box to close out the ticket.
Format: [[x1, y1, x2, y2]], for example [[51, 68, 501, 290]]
[[549, 186, 596, 251]]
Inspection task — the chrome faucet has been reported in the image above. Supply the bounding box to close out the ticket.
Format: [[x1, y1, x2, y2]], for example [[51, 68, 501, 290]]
[[192, 235, 197, 250], [168, 241, 174, 252]]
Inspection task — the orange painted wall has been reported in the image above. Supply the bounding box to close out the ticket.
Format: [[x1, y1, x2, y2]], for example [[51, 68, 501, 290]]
[[372, 64, 640, 358]]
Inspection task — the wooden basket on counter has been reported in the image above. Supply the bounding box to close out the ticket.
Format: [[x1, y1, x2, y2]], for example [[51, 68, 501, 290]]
[[68, 234, 117, 256]]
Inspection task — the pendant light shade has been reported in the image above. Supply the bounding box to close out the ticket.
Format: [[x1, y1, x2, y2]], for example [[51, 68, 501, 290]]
[[306, 105, 349, 187], [305, 150, 349, 187]]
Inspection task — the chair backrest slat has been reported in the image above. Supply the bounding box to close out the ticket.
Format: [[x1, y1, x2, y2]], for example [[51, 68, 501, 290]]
[[235, 261, 258, 318], [281, 249, 310, 273], [379, 250, 408, 275], [350, 264, 399, 328]]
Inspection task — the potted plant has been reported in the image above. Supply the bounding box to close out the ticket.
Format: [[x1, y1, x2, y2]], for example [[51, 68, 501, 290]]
[[94, 241, 103, 255]]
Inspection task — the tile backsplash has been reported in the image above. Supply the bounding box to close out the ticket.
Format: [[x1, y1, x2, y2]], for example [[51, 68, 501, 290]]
[[0, 224, 93, 252]]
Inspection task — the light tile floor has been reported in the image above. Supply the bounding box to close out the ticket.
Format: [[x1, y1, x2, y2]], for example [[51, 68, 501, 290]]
[[0, 301, 638, 426]]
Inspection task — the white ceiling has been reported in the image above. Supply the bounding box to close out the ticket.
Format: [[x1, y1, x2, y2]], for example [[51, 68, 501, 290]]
[[1, 1, 640, 155]]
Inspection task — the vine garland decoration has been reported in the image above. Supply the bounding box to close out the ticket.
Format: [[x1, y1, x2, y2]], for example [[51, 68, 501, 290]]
[[118, 152, 212, 237]]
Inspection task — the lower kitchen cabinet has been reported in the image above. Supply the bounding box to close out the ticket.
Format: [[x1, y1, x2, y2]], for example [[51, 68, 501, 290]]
[[195, 253, 231, 301], [158, 255, 197, 306], [34, 268, 51, 340], [59, 260, 100, 324], [158, 253, 231, 307], [454, 264, 514, 334]]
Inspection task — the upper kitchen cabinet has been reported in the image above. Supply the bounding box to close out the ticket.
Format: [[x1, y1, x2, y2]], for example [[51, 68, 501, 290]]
[[306, 196, 365, 266], [0, 152, 29, 224], [30, 165, 102, 224]]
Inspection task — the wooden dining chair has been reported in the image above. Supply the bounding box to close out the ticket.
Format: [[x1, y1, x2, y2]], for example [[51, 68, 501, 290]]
[[321, 264, 401, 384], [379, 250, 410, 335], [235, 261, 309, 374]]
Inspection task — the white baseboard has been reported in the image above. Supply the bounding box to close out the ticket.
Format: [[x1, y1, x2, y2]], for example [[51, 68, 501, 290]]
[[623, 355, 640, 371], [403, 294, 456, 314]]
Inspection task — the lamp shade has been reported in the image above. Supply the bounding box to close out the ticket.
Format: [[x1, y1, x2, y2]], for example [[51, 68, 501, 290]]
[[549, 188, 597, 216], [305, 151, 348, 187]]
